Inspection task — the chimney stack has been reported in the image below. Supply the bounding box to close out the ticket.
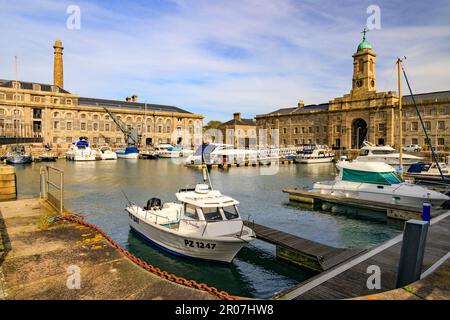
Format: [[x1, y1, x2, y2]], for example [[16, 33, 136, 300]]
[[131, 94, 138, 102], [297, 100, 305, 108], [125, 96, 131, 102], [53, 40, 64, 88], [233, 112, 241, 121]]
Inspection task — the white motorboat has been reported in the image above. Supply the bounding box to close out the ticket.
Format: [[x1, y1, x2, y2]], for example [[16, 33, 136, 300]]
[[66, 137, 97, 161], [155, 144, 193, 158], [294, 145, 335, 164], [310, 161, 449, 208], [355, 141, 422, 166], [96, 146, 117, 160], [116, 146, 139, 159], [126, 175, 255, 263], [406, 161, 450, 184]]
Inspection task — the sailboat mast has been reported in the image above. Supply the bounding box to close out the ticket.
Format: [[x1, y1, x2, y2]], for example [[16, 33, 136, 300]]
[[397, 58, 403, 175]]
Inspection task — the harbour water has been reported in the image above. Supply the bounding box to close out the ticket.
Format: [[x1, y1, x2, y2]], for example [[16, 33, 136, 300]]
[[14, 159, 403, 298]]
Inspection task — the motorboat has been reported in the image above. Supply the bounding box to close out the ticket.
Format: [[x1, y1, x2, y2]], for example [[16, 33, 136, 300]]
[[310, 161, 449, 208], [139, 150, 158, 159], [185, 143, 233, 165], [355, 141, 422, 166], [5, 145, 32, 164], [66, 137, 97, 161], [406, 161, 450, 184], [294, 145, 335, 164], [125, 171, 256, 263], [116, 146, 139, 159], [96, 146, 117, 160], [37, 153, 57, 162], [155, 144, 193, 158]]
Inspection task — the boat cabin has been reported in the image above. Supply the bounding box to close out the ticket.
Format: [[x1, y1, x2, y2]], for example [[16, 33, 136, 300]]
[[339, 162, 403, 186]]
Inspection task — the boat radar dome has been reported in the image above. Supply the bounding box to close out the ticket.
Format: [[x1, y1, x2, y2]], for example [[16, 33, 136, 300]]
[[195, 184, 210, 194]]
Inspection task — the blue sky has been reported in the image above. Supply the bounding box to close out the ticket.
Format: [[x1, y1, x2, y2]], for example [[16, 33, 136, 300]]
[[1, 0, 449, 122]]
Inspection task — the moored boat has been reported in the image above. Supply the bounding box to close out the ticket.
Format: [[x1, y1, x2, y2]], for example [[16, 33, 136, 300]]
[[5, 145, 32, 164], [355, 141, 422, 166], [125, 172, 255, 263], [116, 146, 139, 159], [294, 145, 335, 164], [96, 146, 117, 160], [310, 161, 449, 208], [66, 137, 97, 161]]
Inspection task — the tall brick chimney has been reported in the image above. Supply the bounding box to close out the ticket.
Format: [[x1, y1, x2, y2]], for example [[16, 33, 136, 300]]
[[131, 94, 138, 102], [233, 112, 241, 121], [53, 40, 64, 88]]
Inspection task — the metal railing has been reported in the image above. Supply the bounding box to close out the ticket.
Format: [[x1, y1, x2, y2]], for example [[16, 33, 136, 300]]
[[40, 166, 64, 214]]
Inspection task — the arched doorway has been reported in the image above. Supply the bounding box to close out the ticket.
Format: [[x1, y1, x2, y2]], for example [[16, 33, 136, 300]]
[[352, 118, 368, 149]]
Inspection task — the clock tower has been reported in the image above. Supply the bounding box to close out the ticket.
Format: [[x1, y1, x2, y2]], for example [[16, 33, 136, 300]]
[[351, 29, 376, 95]]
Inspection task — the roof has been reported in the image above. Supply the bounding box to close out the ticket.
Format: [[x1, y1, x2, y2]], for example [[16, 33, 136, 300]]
[[267, 103, 329, 115], [357, 39, 372, 51], [220, 118, 256, 126], [402, 90, 450, 104], [176, 189, 239, 208], [0, 80, 70, 94], [78, 97, 193, 114]]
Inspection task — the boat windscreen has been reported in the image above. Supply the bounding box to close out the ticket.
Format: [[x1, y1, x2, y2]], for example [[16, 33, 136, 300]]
[[194, 144, 217, 156], [342, 168, 402, 185], [222, 205, 239, 220], [202, 207, 223, 221]]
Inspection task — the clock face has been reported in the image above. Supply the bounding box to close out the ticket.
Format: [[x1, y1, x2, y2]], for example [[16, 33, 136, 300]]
[[356, 80, 363, 87]]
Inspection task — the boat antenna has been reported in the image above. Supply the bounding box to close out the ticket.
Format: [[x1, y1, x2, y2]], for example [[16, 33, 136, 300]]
[[400, 60, 445, 181], [201, 144, 214, 190], [120, 188, 133, 205]]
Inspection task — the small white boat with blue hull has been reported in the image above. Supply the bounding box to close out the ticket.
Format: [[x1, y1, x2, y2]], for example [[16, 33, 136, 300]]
[[116, 146, 139, 159], [126, 182, 255, 263]]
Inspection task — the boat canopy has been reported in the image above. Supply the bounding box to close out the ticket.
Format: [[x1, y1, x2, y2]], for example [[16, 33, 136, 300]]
[[342, 168, 402, 185], [176, 188, 239, 208], [75, 140, 89, 147], [125, 146, 139, 153]]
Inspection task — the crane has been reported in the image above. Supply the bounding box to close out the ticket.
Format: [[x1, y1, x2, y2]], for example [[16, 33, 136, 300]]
[[103, 107, 141, 147]]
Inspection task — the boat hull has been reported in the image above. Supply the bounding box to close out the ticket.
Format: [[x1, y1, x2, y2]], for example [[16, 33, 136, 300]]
[[295, 157, 334, 164], [127, 212, 247, 263], [66, 153, 96, 161], [5, 156, 32, 164], [355, 156, 420, 166], [116, 152, 139, 159], [311, 181, 449, 208]]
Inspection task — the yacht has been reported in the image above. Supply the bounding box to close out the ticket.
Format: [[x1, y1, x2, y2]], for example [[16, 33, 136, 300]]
[[5, 145, 32, 164], [295, 145, 335, 164], [155, 144, 193, 158], [310, 161, 449, 208], [406, 161, 450, 183], [125, 171, 255, 263], [116, 146, 139, 159], [355, 141, 422, 166], [139, 150, 158, 159], [96, 146, 117, 160], [66, 137, 97, 161]]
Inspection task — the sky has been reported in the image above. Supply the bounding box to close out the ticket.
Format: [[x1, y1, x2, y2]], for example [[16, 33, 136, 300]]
[[0, 0, 449, 122]]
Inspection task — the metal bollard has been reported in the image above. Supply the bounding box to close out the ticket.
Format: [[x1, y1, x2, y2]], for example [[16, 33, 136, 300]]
[[422, 202, 431, 222], [396, 219, 429, 288]]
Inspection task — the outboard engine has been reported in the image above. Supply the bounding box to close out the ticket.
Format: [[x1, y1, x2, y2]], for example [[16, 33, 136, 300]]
[[144, 197, 162, 210]]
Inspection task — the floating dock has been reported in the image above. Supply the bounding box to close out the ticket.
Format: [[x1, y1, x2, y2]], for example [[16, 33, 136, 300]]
[[283, 188, 436, 221], [244, 221, 364, 272], [277, 211, 450, 300]]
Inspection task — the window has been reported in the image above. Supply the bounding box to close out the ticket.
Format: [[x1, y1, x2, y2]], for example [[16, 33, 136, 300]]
[[66, 122, 72, 130], [33, 121, 41, 132], [378, 123, 385, 132], [424, 121, 431, 130], [283, 128, 287, 134], [158, 125, 162, 133], [147, 125, 152, 133], [53, 112, 59, 118], [185, 204, 199, 220], [66, 137, 72, 143], [294, 127, 298, 134], [33, 96, 41, 103], [202, 207, 223, 221], [66, 113, 72, 118], [411, 122, 418, 131], [53, 121, 59, 130], [0, 109, 5, 116], [116, 138, 122, 144], [52, 98, 59, 104], [301, 127, 305, 133], [402, 122, 406, 131], [177, 118, 182, 122], [438, 121, 445, 130], [93, 123, 99, 131], [93, 114, 99, 120], [437, 138, 445, 146], [80, 114, 87, 119], [13, 94, 23, 101], [335, 125, 341, 134], [0, 93, 5, 100], [12, 81, 20, 89], [33, 108, 42, 119], [316, 126, 320, 133], [222, 206, 239, 220], [93, 137, 98, 143], [81, 122, 86, 131], [66, 99, 72, 105], [53, 137, 58, 143], [412, 138, 418, 145], [105, 123, 110, 131]]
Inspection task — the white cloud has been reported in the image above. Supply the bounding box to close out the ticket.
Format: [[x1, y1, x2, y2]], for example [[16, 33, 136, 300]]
[[0, 0, 449, 122]]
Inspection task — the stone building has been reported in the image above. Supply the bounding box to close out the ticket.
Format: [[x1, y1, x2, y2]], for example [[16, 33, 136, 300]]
[[218, 113, 257, 148], [256, 34, 450, 150], [0, 40, 203, 149]]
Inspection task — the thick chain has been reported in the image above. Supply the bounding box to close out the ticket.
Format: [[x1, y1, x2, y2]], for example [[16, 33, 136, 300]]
[[57, 214, 237, 300]]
